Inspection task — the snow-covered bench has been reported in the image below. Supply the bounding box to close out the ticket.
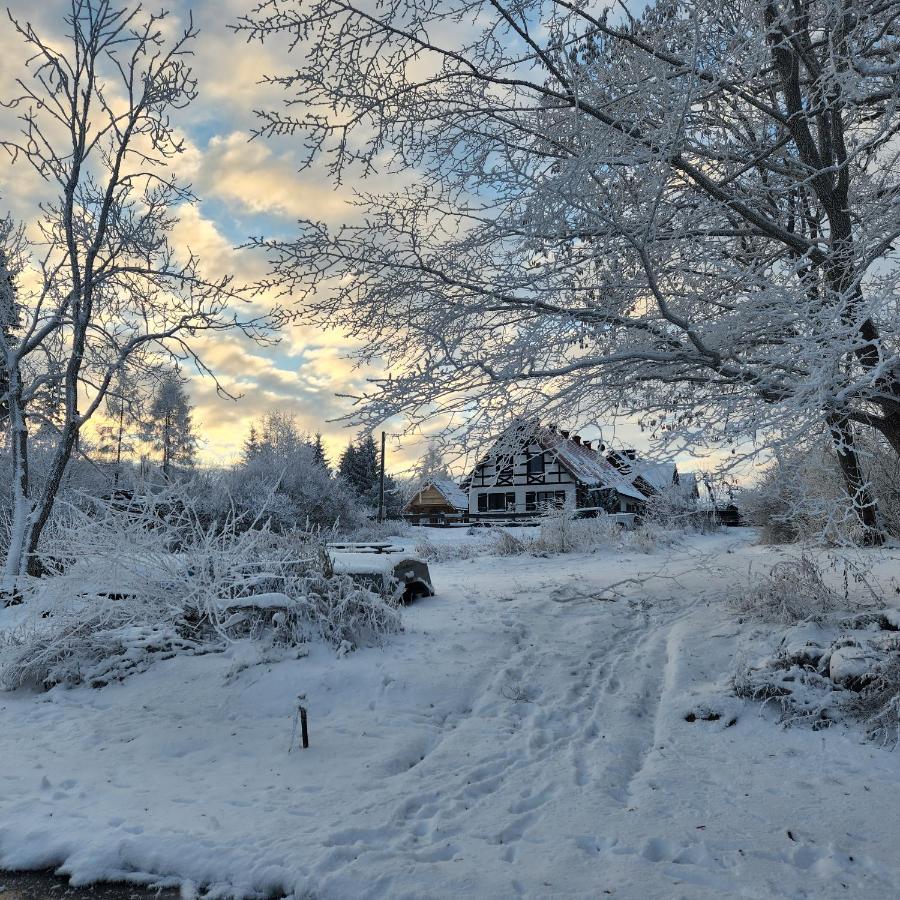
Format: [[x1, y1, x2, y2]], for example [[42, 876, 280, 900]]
[[328, 544, 435, 603]]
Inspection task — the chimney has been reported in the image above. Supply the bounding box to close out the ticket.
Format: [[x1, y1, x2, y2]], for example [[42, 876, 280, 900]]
[[626, 448, 637, 460], [560, 429, 570, 439], [572, 435, 582, 445], [582, 440, 592, 450]]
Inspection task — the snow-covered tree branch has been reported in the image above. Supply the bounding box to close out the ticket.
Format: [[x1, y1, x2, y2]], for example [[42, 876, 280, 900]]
[[239, 0, 900, 540]]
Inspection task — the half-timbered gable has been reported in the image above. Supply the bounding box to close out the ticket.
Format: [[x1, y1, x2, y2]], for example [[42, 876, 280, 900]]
[[467, 424, 648, 518]]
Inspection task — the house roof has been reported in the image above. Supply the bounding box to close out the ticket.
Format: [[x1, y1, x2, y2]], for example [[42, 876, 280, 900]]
[[628, 460, 675, 493], [534, 427, 648, 502]]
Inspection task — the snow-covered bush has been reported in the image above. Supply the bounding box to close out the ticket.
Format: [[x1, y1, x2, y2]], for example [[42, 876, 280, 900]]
[[533, 507, 621, 555], [492, 529, 526, 556], [643, 487, 710, 533], [744, 436, 900, 545], [732, 556, 840, 624], [187, 414, 369, 534], [848, 652, 900, 747], [622, 523, 681, 555], [732, 611, 900, 745], [0, 486, 402, 690], [216, 572, 402, 650], [414, 537, 485, 561], [345, 518, 412, 543], [1, 604, 203, 690]]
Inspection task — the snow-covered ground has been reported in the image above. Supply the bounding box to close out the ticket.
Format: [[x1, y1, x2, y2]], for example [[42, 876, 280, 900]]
[[1, 530, 900, 899]]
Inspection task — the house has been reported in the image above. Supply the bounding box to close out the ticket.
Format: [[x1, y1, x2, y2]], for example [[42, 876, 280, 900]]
[[403, 477, 469, 525], [466, 424, 649, 519], [606, 449, 699, 507]]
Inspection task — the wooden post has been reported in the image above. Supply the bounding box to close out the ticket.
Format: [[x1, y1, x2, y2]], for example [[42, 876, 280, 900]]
[[377, 430, 386, 523], [299, 705, 309, 749]]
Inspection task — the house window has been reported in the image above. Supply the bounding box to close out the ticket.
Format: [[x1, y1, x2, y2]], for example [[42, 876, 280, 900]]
[[479, 492, 516, 512], [526, 450, 545, 476], [527, 490, 566, 511]]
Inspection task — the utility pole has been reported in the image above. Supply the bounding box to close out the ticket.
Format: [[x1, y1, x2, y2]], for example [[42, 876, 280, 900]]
[[377, 430, 386, 523]]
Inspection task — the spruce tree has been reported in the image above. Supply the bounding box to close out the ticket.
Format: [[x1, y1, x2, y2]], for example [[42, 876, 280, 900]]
[[96, 373, 142, 485], [144, 372, 197, 479], [312, 432, 329, 470], [338, 441, 358, 487], [242, 424, 261, 464], [352, 434, 380, 499]]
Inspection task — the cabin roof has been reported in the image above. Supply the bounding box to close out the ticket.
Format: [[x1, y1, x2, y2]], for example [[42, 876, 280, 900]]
[[408, 477, 469, 511]]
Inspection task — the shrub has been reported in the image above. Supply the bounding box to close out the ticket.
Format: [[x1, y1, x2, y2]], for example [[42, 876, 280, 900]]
[[743, 434, 900, 545], [532, 507, 621, 555], [846, 653, 900, 747], [732, 555, 840, 624], [0, 486, 402, 690]]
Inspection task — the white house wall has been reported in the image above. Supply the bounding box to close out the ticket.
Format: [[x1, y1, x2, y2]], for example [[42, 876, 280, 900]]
[[467, 446, 577, 515], [466, 444, 641, 515]]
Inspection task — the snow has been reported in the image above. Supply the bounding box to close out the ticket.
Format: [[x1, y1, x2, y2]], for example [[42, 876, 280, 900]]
[[536, 427, 649, 501], [1, 531, 900, 899], [329, 552, 396, 576], [429, 478, 469, 511], [216, 593, 294, 611]]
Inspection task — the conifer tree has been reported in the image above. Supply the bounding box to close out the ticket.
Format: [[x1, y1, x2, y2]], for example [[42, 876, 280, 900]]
[[352, 434, 380, 499], [96, 372, 143, 486], [144, 372, 197, 479], [338, 440, 358, 488], [242, 424, 261, 464], [312, 432, 329, 470]]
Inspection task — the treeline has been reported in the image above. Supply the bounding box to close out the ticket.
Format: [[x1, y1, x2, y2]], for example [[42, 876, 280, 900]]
[[227, 411, 403, 531]]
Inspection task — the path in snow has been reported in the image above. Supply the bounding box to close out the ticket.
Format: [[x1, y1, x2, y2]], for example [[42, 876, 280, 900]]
[[1, 532, 899, 898]]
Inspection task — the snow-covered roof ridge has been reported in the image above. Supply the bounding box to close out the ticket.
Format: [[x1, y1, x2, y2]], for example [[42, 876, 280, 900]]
[[535, 427, 648, 501], [427, 477, 469, 511], [630, 460, 675, 492]]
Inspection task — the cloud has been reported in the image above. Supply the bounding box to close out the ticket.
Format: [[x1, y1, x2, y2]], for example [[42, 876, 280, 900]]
[[184, 132, 355, 223]]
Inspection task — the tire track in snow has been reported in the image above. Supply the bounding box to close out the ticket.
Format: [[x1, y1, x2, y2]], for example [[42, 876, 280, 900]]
[[313, 585, 691, 894]]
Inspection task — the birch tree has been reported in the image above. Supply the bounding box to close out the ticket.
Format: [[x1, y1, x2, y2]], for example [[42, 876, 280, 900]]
[[239, 0, 900, 542], [0, 1, 275, 593]]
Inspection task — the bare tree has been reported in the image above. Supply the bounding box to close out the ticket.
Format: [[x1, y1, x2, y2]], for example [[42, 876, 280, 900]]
[[238, 0, 900, 542], [0, 1, 276, 592]]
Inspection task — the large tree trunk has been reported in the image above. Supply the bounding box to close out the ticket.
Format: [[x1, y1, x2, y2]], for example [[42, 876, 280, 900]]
[[828, 417, 883, 545], [2, 360, 32, 598], [873, 404, 900, 460], [22, 421, 79, 577]]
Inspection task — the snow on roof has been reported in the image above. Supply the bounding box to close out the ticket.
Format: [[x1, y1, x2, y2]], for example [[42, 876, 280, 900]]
[[630, 460, 675, 492], [535, 427, 648, 502], [430, 478, 470, 511]]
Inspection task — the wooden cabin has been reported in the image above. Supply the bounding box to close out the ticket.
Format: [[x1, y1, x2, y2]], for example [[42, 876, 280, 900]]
[[403, 478, 469, 525]]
